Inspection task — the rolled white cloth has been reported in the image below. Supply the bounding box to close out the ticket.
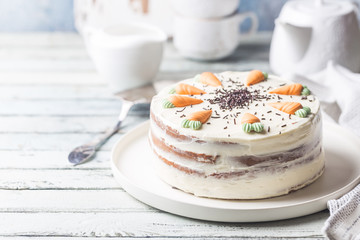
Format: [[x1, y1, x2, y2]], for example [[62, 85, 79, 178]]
[[322, 184, 360, 239], [284, 61, 360, 240]]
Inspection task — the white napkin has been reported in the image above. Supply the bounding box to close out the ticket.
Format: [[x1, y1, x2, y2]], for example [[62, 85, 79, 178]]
[[284, 61, 360, 240]]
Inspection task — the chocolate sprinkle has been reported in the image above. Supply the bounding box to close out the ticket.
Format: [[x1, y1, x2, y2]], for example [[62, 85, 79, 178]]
[[206, 88, 267, 111], [176, 107, 186, 112]]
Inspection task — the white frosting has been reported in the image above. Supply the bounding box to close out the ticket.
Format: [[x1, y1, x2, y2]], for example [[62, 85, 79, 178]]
[[149, 131, 322, 175], [151, 71, 320, 141], [151, 71, 321, 154], [149, 71, 324, 199], [153, 150, 325, 199]]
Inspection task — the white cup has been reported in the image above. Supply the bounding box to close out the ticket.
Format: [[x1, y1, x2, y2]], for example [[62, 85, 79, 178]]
[[171, 0, 240, 19], [173, 12, 258, 60], [84, 23, 167, 93]]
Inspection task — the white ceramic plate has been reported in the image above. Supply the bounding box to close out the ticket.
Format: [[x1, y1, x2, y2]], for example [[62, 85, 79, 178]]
[[111, 121, 360, 222]]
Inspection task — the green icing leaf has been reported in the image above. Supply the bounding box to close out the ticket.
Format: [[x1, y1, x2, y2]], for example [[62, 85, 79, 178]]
[[162, 99, 175, 108], [301, 86, 311, 96], [262, 72, 268, 79], [181, 119, 191, 128], [252, 122, 264, 133], [295, 109, 308, 118], [242, 123, 253, 133], [168, 88, 176, 94], [182, 119, 202, 130], [303, 106, 311, 114], [189, 120, 202, 130]]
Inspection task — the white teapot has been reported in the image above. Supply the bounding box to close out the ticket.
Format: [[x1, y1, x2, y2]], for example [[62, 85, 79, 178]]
[[270, 0, 360, 75]]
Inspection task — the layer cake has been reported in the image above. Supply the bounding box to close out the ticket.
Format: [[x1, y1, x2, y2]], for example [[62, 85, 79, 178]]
[[149, 71, 324, 199]]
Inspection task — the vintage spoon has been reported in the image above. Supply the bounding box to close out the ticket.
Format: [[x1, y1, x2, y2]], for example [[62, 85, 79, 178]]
[[68, 84, 156, 166]]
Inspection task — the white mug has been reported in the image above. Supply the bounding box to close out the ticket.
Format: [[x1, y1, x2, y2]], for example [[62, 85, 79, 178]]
[[170, 0, 240, 19], [84, 23, 167, 93], [173, 12, 258, 60]]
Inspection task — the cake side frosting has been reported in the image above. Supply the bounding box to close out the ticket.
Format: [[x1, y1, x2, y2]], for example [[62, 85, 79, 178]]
[[149, 70, 324, 199]]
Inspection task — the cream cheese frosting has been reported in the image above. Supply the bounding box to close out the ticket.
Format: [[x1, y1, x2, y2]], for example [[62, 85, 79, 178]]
[[149, 71, 324, 199], [151, 71, 320, 140]]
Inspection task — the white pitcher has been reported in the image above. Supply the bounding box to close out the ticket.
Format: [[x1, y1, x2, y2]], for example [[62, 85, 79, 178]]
[[84, 23, 167, 93], [270, 0, 360, 75]]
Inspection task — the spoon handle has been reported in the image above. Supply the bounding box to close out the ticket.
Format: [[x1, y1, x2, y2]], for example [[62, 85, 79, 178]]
[[68, 100, 134, 166], [90, 100, 134, 150]]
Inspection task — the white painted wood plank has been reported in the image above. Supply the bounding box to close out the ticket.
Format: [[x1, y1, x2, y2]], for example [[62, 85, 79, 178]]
[[0, 150, 110, 169], [0, 33, 84, 47], [0, 133, 119, 151], [0, 169, 119, 190], [0, 115, 148, 133], [0, 99, 150, 116], [0, 211, 326, 238], [0, 119, 147, 151], [0, 99, 123, 116], [0, 72, 102, 85], [0, 238, 274, 240], [0, 190, 150, 212], [0, 59, 95, 72], [0, 85, 112, 100]]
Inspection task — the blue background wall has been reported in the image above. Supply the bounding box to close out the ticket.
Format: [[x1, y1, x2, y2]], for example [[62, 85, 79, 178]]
[[0, 0, 358, 32], [0, 0, 75, 31]]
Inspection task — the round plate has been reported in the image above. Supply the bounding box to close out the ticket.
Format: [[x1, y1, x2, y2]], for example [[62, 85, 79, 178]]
[[111, 121, 360, 222]]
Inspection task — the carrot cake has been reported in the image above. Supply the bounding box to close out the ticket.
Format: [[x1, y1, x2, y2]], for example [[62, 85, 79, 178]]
[[149, 70, 324, 199]]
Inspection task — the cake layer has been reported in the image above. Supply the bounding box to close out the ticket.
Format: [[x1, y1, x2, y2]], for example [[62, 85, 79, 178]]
[[150, 129, 321, 168], [152, 144, 325, 199], [150, 106, 322, 156], [149, 130, 322, 176]]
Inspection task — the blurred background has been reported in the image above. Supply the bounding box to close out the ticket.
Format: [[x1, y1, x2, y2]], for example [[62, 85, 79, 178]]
[[0, 0, 334, 33]]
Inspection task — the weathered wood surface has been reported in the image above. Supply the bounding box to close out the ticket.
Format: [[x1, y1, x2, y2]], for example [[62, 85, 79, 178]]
[[0, 32, 328, 239]]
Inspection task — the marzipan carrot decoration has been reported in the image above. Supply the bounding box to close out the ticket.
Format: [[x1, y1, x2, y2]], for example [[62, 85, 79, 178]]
[[169, 83, 206, 95], [195, 72, 222, 87], [268, 102, 302, 115], [241, 113, 264, 133], [269, 83, 311, 96], [241, 113, 260, 124], [246, 70, 268, 86], [268, 102, 311, 117], [163, 95, 203, 108], [182, 110, 212, 130]]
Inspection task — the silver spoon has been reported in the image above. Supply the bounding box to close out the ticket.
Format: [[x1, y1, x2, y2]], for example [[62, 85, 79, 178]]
[[68, 84, 156, 166]]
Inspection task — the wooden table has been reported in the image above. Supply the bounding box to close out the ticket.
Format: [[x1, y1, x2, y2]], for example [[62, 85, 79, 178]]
[[0, 33, 328, 239]]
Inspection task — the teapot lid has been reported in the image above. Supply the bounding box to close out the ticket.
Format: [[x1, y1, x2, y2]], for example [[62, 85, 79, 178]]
[[279, 0, 356, 27]]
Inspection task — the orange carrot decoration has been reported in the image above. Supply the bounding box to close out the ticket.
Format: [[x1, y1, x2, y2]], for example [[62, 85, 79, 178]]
[[241, 113, 264, 133], [163, 95, 203, 108], [182, 110, 212, 130], [269, 83, 303, 95], [268, 102, 302, 115], [188, 110, 212, 123], [195, 72, 222, 87], [169, 83, 206, 95], [241, 113, 260, 124], [246, 70, 268, 86]]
